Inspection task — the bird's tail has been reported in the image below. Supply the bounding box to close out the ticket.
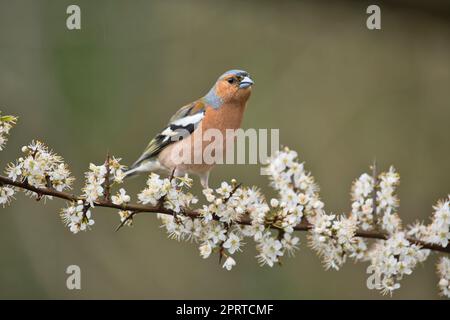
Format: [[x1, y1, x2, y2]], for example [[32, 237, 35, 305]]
[[123, 158, 162, 179]]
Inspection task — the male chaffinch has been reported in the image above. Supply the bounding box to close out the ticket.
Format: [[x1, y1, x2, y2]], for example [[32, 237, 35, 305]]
[[124, 69, 254, 188]]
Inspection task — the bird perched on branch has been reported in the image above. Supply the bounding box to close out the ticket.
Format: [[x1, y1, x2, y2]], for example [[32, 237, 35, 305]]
[[124, 69, 254, 188]]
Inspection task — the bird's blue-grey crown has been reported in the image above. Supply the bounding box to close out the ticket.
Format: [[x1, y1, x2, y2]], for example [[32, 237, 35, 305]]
[[203, 69, 254, 108]]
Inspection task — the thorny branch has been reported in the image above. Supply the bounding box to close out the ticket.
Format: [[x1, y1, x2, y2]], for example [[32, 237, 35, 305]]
[[1, 112, 450, 297], [1, 174, 448, 254]]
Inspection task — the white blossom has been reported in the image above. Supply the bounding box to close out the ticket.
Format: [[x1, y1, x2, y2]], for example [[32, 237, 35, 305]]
[[256, 233, 283, 267], [0, 186, 15, 206], [199, 242, 212, 259], [112, 188, 130, 205], [222, 232, 242, 254], [207, 224, 227, 245], [281, 233, 300, 256], [108, 156, 126, 184], [223, 256, 236, 271], [216, 181, 233, 198], [60, 200, 95, 234], [270, 198, 279, 208], [5, 161, 21, 181]]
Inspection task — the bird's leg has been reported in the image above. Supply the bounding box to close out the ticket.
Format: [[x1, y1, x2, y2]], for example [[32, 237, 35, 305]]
[[199, 171, 210, 189], [171, 167, 182, 191], [168, 167, 183, 222]]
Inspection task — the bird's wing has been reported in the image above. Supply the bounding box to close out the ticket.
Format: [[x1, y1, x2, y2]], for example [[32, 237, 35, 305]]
[[131, 100, 206, 167]]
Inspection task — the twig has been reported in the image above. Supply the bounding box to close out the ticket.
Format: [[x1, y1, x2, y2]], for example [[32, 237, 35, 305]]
[[104, 153, 111, 201], [0, 174, 449, 254], [371, 159, 378, 226], [115, 211, 138, 232]]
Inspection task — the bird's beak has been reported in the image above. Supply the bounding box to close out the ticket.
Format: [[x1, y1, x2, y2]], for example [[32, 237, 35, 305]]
[[239, 76, 254, 89]]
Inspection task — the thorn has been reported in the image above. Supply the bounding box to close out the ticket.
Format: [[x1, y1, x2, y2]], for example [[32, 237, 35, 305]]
[[115, 213, 135, 232], [371, 158, 379, 227], [218, 248, 225, 265], [169, 167, 176, 181], [224, 183, 242, 203], [115, 221, 126, 232], [104, 152, 111, 201]]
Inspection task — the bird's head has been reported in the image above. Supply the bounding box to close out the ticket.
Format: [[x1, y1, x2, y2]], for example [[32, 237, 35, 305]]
[[203, 69, 254, 108]]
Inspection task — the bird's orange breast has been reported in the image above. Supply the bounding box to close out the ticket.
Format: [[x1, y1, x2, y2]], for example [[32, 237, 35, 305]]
[[201, 102, 247, 132]]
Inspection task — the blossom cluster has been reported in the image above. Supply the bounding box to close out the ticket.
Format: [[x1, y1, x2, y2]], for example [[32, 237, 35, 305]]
[[60, 200, 95, 234], [112, 188, 133, 226], [404, 198, 449, 254], [350, 173, 375, 230], [350, 166, 401, 234], [377, 167, 401, 233], [0, 114, 17, 205], [308, 213, 359, 270], [266, 148, 365, 269], [138, 173, 198, 213], [0, 185, 15, 207], [152, 165, 303, 269], [366, 232, 429, 295], [156, 179, 269, 269], [425, 198, 450, 247], [265, 148, 324, 223], [350, 168, 450, 295], [437, 257, 450, 297], [82, 157, 125, 207], [60, 157, 127, 233], [202, 183, 286, 267], [157, 149, 320, 269], [0, 112, 17, 151], [5, 141, 74, 201]]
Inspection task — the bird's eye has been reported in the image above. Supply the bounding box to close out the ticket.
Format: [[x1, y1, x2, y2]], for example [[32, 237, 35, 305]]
[[227, 78, 235, 84]]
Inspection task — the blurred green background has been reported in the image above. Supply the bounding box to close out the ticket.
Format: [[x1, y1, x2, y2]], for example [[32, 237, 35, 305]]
[[1, 0, 449, 299]]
